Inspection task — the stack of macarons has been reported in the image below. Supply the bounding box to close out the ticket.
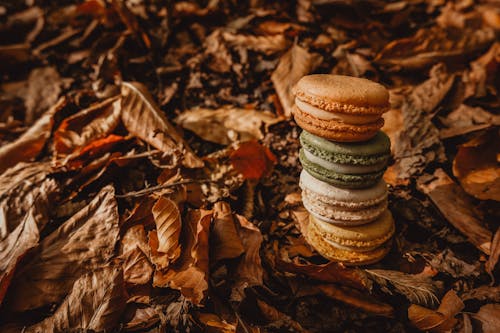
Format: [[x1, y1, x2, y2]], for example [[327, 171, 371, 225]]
[[293, 74, 394, 266]]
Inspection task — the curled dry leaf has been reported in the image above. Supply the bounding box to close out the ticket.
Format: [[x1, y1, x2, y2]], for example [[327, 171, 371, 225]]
[[53, 96, 121, 155], [418, 169, 492, 254], [4, 185, 119, 312], [375, 26, 495, 70], [0, 209, 39, 305], [175, 106, 281, 145], [229, 140, 277, 180], [0, 98, 60, 174], [453, 129, 500, 202], [211, 201, 244, 263], [152, 197, 182, 263], [408, 290, 464, 332], [365, 269, 440, 306], [276, 259, 371, 291], [230, 214, 263, 302], [463, 42, 500, 99], [24, 267, 126, 333], [439, 104, 500, 139], [120, 81, 203, 168], [271, 43, 323, 117], [154, 209, 212, 305], [121, 246, 154, 285], [472, 303, 500, 333], [196, 313, 237, 333], [221, 31, 290, 55]]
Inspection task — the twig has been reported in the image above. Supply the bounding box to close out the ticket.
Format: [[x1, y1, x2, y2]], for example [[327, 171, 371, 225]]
[[115, 179, 215, 198]]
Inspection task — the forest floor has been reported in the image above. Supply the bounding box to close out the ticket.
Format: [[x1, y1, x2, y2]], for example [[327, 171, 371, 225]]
[[0, 0, 500, 332]]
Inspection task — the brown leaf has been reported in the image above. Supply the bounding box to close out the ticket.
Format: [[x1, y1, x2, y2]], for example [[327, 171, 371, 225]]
[[120, 81, 203, 168], [175, 106, 281, 145], [24, 266, 126, 333], [418, 169, 492, 254], [211, 201, 245, 263], [4, 185, 120, 312], [375, 26, 495, 70], [196, 313, 237, 333], [152, 197, 182, 262], [276, 259, 371, 291], [463, 42, 500, 99], [271, 43, 323, 117], [121, 246, 154, 285], [486, 227, 500, 282], [408, 290, 464, 332], [0, 209, 39, 305], [256, 299, 307, 332], [229, 140, 277, 180], [439, 104, 500, 139], [472, 303, 500, 333], [393, 64, 452, 179], [221, 31, 290, 55], [123, 304, 160, 331], [53, 96, 121, 155], [462, 285, 500, 303], [453, 129, 500, 201], [0, 98, 60, 174], [154, 209, 212, 305], [230, 214, 263, 302], [148, 230, 170, 270], [121, 224, 149, 255]]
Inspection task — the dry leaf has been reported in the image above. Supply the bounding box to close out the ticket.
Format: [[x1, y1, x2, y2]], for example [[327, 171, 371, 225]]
[[418, 169, 492, 254], [462, 285, 500, 303], [408, 290, 464, 332], [121, 246, 154, 285], [154, 209, 212, 305], [0, 209, 39, 305], [376, 26, 495, 70], [229, 140, 277, 180], [0, 98, 60, 174], [453, 129, 500, 201], [463, 42, 500, 99], [123, 304, 160, 331], [271, 43, 323, 117], [121, 224, 149, 255], [230, 214, 263, 302], [148, 230, 170, 270], [472, 303, 500, 333], [152, 197, 182, 262], [120, 81, 203, 168], [485, 228, 500, 282], [366, 269, 440, 306], [256, 299, 306, 332], [25, 266, 126, 333], [439, 104, 500, 139], [211, 201, 245, 263], [175, 106, 281, 145], [222, 31, 290, 55], [53, 96, 121, 155], [4, 185, 119, 312], [276, 259, 371, 291], [196, 312, 237, 333]]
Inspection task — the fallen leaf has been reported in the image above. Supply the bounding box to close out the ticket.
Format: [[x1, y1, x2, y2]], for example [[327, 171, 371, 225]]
[[120, 81, 203, 168], [439, 104, 500, 139], [121, 246, 154, 285], [463, 42, 500, 99], [453, 129, 500, 201], [196, 312, 237, 333], [24, 266, 126, 333], [0, 209, 39, 305], [211, 201, 245, 263], [229, 140, 277, 180], [53, 96, 121, 155], [486, 227, 500, 282], [366, 269, 440, 306], [473, 304, 500, 333], [4, 185, 119, 312], [256, 299, 307, 332], [375, 26, 495, 70], [121, 224, 149, 255], [175, 106, 281, 145], [230, 214, 263, 302], [417, 169, 492, 254], [222, 31, 290, 55], [148, 230, 170, 271], [123, 304, 160, 331], [154, 209, 212, 305], [462, 285, 500, 303], [408, 290, 464, 332], [0, 98, 60, 174], [271, 43, 323, 117], [152, 197, 182, 263], [276, 259, 371, 291]]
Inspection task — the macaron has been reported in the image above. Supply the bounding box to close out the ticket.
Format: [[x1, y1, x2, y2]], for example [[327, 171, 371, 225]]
[[306, 210, 395, 265], [299, 130, 390, 188], [293, 75, 389, 142], [300, 170, 388, 226]]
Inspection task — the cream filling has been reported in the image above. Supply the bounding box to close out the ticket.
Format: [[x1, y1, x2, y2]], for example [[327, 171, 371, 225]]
[[303, 150, 385, 174], [295, 98, 381, 124], [323, 236, 379, 252]]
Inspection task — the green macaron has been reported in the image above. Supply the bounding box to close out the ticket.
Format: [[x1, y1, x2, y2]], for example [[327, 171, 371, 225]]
[[299, 130, 390, 188]]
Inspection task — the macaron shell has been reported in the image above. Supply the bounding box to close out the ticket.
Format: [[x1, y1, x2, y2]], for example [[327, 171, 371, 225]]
[[302, 190, 388, 226], [300, 150, 384, 188], [294, 74, 390, 113], [309, 210, 395, 250], [300, 130, 391, 165], [306, 218, 392, 266], [293, 106, 383, 142]]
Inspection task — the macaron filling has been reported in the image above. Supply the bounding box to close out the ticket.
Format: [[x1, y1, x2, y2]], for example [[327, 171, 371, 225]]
[[302, 149, 386, 174], [295, 98, 382, 124]]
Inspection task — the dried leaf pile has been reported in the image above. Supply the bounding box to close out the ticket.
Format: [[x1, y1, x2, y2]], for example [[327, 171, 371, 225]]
[[1, 0, 500, 332]]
